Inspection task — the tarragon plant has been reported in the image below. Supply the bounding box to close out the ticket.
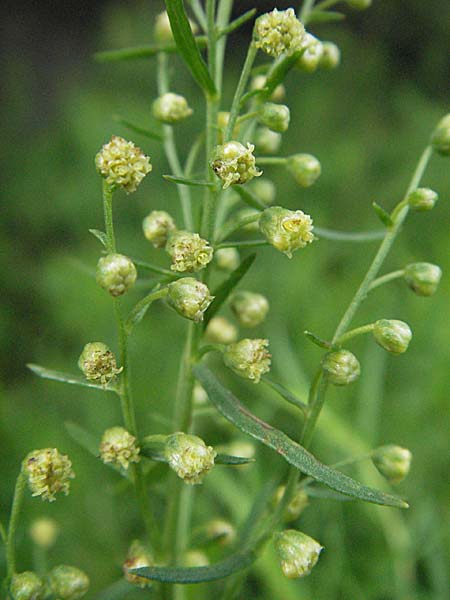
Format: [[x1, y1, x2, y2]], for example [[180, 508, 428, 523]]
[[3, 1, 448, 598]]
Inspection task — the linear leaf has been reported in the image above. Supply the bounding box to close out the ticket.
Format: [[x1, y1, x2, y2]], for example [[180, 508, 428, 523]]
[[27, 364, 118, 393], [164, 0, 217, 97], [163, 174, 216, 188], [303, 330, 333, 350], [113, 116, 163, 141], [194, 365, 408, 509], [262, 377, 308, 413], [89, 229, 108, 247], [203, 253, 256, 327], [215, 453, 255, 465], [372, 202, 393, 227], [132, 551, 255, 583], [94, 38, 208, 63]]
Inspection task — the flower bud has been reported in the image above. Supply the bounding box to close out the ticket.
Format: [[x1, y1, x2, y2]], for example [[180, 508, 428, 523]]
[[274, 530, 323, 578], [183, 550, 209, 567], [322, 349, 360, 386], [407, 187, 438, 211], [372, 445, 412, 484], [23, 448, 74, 502], [167, 277, 214, 322], [431, 114, 450, 156], [346, 0, 372, 9], [251, 75, 286, 102], [403, 262, 442, 297], [215, 248, 240, 271], [99, 427, 140, 470], [78, 342, 121, 385], [287, 154, 321, 187], [205, 316, 238, 345], [211, 141, 262, 189], [193, 382, 208, 405], [48, 565, 89, 600], [254, 9, 305, 58], [96, 254, 137, 297], [10, 572, 45, 600], [154, 11, 198, 43], [123, 540, 153, 587], [273, 486, 309, 522], [259, 103, 290, 133], [251, 179, 277, 205], [166, 231, 213, 272], [319, 42, 341, 70], [255, 127, 282, 154], [164, 432, 216, 484], [223, 338, 271, 383], [205, 519, 236, 546], [297, 34, 323, 73], [95, 136, 152, 194], [373, 319, 412, 354], [142, 210, 176, 248], [259, 206, 315, 258], [29, 518, 59, 549], [152, 93, 193, 124], [231, 291, 269, 328]]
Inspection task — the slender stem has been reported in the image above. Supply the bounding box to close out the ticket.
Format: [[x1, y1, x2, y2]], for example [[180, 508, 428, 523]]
[[255, 156, 287, 165], [189, 0, 208, 31], [125, 288, 169, 334], [216, 212, 261, 243], [315, 227, 384, 243], [369, 269, 405, 292], [197, 343, 224, 358], [335, 323, 375, 346], [314, 0, 341, 12], [102, 181, 116, 253], [215, 239, 269, 250], [215, 1, 234, 92], [236, 110, 260, 125], [6, 471, 26, 579], [299, 0, 316, 22]]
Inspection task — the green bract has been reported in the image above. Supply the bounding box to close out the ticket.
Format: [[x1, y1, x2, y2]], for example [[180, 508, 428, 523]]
[[259, 206, 315, 257], [96, 253, 137, 296], [322, 349, 361, 386]]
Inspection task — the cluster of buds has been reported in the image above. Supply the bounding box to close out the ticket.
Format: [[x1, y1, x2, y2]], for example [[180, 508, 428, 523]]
[[47, 565, 89, 599], [407, 187, 438, 211], [23, 448, 75, 502], [372, 319, 412, 354], [143, 210, 176, 248], [273, 486, 309, 522], [99, 426, 140, 470], [211, 141, 262, 189], [123, 540, 153, 587], [259, 103, 290, 133], [164, 432, 216, 484], [166, 230, 213, 272], [96, 254, 137, 297], [205, 316, 238, 345], [167, 277, 214, 322], [10, 572, 45, 600], [403, 262, 442, 296], [152, 92, 193, 124], [274, 530, 323, 578], [95, 136, 152, 194], [431, 113, 450, 156], [287, 154, 321, 187], [297, 34, 324, 73], [231, 291, 269, 328], [223, 338, 271, 383], [322, 349, 361, 386], [259, 206, 315, 258], [372, 445, 412, 483], [78, 342, 121, 386], [254, 9, 305, 58]]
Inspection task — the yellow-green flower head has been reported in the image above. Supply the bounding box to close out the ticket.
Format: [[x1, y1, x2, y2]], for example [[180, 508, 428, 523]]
[[407, 187, 438, 211], [372, 444, 412, 484], [211, 141, 262, 189], [319, 41, 341, 70], [259, 206, 315, 258], [10, 572, 45, 600], [403, 262, 442, 297], [154, 11, 198, 43], [205, 519, 236, 546], [96, 253, 137, 297], [259, 103, 290, 133], [95, 136, 152, 194], [29, 518, 59, 549], [48, 565, 89, 600], [251, 178, 277, 205], [183, 550, 210, 567], [99, 427, 140, 470], [123, 540, 153, 588], [251, 75, 286, 102], [223, 338, 271, 383], [373, 319, 412, 354], [167, 277, 214, 322], [215, 247, 240, 272], [231, 291, 270, 328], [78, 342, 121, 386], [297, 33, 324, 73], [287, 154, 321, 187], [273, 486, 309, 522], [346, 0, 372, 9], [255, 127, 282, 155], [142, 210, 176, 248], [164, 432, 216, 484], [23, 448, 74, 502], [431, 114, 450, 156], [274, 530, 323, 578], [152, 92, 193, 124], [205, 316, 238, 345], [166, 230, 213, 272], [254, 8, 305, 58], [322, 349, 360, 386]]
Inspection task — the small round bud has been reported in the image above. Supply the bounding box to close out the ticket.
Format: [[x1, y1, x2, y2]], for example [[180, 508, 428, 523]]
[[274, 530, 323, 578], [78, 342, 121, 386], [259, 103, 290, 133], [287, 154, 321, 187], [95, 136, 152, 194], [166, 231, 213, 272], [431, 114, 450, 156], [273, 486, 309, 522], [259, 206, 315, 258], [346, 0, 372, 9], [10, 572, 45, 600], [29, 518, 59, 549], [193, 382, 208, 406], [223, 338, 271, 383], [255, 127, 282, 154], [205, 316, 238, 345], [99, 427, 140, 470], [96, 254, 137, 297], [167, 277, 214, 322], [164, 432, 216, 484], [152, 92, 193, 124], [123, 540, 153, 587], [231, 291, 269, 328], [23, 448, 74, 502], [205, 519, 236, 546], [373, 319, 412, 355], [142, 210, 176, 248], [251, 179, 276, 205], [254, 9, 305, 58], [154, 11, 198, 43], [251, 75, 286, 102], [372, 445, 412, 484], [48, 565, 89, 600], [183, 550, 209, 567], [297, 34, 323, 73], [407, 187, 438, 211], [322, 349, 360, 386], [215, 248, 240, 271], [403, 262, 442, 297], [319, 41, 341, 70], [211, 141, 262, 189]]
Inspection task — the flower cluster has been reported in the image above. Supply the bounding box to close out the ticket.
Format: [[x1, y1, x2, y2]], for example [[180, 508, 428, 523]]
[[259, 206, 315, 257], [152, 92, 193, 124], [78, 342, 121, 385], [96, 254, 137, 296], [143, 210, 176, 248], [274, 530, 323, 578], [23, 448, 75, 502], [164, 432, 216, 485], [254, 9, 305, 58], [211, 141, 262, 189], [99, 427, 141, 470], [166, 231, 213, 272], [95, 136, 152, 193], [223, 338, 271, 383], [167, 277, 214, 322]]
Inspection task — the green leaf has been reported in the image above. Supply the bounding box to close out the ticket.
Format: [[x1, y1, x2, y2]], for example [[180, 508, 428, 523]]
[[303, 330, 333, 350], [132, 551, 255, 583], [27, 364, 118, 393], [89, 229, 108, 248], [94, 38, 207, 62], [163, 174, 216, 188], [164, 0, 217, 97], [215, 453, 255, 466], [194, 365, 408, 509], [234, 186, 266, 210], [308, 11, 346, 24], [113, 115, 163, 142], [262, 377, 308, 413], [125, 288, 167, 334], [372, 202, 394, 227], [203, 253, 256, 327]]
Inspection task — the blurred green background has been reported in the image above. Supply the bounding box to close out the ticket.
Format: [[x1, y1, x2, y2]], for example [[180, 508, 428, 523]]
[[1, 1, 449, 598]]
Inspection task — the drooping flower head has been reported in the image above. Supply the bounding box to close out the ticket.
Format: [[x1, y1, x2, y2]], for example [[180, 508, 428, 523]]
[[223, 338, 271, 383], [99, 427, 140, 470], [78, 342, 121, 386], [95, 136, 152, 193], [274, 530, 323, 578], [167, 277, 214, 322], [211, 142, 262, 189], [259, 206, 315, 258], [164, 432, 216, 484], [23, 448, 75, 502]]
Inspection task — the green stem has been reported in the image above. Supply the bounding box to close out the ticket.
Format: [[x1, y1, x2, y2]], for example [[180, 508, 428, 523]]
[[369, 269, 405, 292], [189, 0, 208, 31], [215, 239, 269, 250], [216, 213, 261, 243], [102, 181, 116, 253], [125, 287, 169, 334], [236, 110, 260, 125], [314, 0, 340, 12], [255, 156, 287, 165], [335, 323, 375, 346], [6, 471, 26, 579], [300, 0, 317, 22], [197, 343, 224, 358]]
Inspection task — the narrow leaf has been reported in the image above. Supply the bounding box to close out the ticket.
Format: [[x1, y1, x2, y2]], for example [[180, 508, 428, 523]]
[[113, 115, 163, 141], [234, 186, 266, 210], [215, 453, 255, 465], [304, 330, 333, 350], [124, 288, 167, 334], [372, 202, 394, 227], [194, 366, 408, 509], [262, 377, 308, 413], [163, 174, 215, 188], [27, 364, 118, 393], [89, 229, 108, 248], [95, 38, 208, 62], [203, 253, 256, 327], [308, 11, 346, 24], [164, 0, 217, 97]]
